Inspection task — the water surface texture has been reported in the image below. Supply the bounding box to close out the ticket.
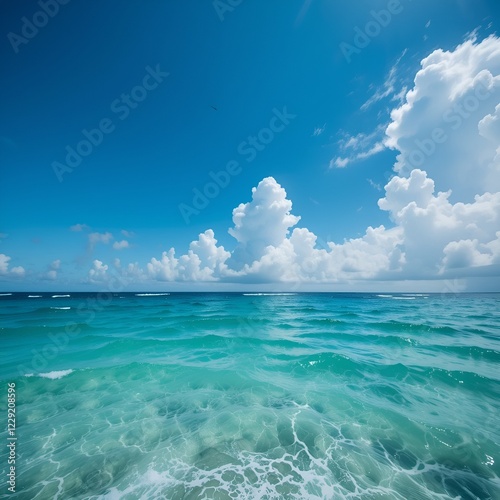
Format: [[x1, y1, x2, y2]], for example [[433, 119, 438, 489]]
[[1, 292, 499, 499]]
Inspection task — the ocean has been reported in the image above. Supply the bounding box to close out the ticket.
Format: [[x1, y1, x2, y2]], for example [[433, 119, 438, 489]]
[[0, 292, 499, 499]]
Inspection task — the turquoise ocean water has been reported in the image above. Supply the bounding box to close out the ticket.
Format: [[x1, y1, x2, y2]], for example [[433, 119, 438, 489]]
[[0, 292, 499, 499]]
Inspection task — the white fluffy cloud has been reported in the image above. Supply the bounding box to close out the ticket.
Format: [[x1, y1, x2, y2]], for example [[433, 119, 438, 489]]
[[88, 259, 109, 283], [228, 177, 300, 268], [88, 232, 113, 248], [478, 102, 500, 170], [89, 232, 113, 244], [188, 229, 230, 274], [82, 36, 500, 287], [89, 232, 130, 252], [385, 35, 500, 200], [378, 169, 500, 276], [0, 254, 9, 275], [145, 230, 230, 282], [0, 254, 25, 278], [234, 172, 499, 282], [85, 167, 500, 285], [113, 240, 129, 250], [43, 259, 61, 281]]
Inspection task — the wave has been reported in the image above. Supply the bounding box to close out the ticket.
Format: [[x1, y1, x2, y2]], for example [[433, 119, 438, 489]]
[[50, 306, 71, 310], [303, 318, 345, 326], [135, 293, 171, 297], [366, 320, 458, 335], [26, 369, 74, 380], [377, 294, 428, 300], [52, 294, 70, 298], [28, 295, 42, 298], [0, 293, 12, 296], [243, 293, 297, 296]]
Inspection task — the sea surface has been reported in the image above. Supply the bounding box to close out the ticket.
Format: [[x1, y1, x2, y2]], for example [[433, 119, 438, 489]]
[[0, 292, 499, 499]]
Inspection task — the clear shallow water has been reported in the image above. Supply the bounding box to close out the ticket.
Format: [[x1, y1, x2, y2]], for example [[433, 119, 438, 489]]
[[0, 292, 499, 499]]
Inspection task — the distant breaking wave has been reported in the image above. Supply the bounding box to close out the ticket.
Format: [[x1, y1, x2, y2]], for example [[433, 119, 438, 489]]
[[0, 293, 12, 296], [52, 294, 70, 298], [243, 293, 297, 296], [26, 370, 74, 380], [135, 293, 170, 297], [28, 295, 42, 298], [377, 294, 428, 300], [50, 306, 71, 310]]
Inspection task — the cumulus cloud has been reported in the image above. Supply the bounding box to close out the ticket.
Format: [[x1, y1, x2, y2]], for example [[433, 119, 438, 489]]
[[234, 171, 499, 282], [113, 240, 129, 250], [10, 266, 25, 277], [81, 37, 500, 287], [0, 254, 25, 278], [93, 178, 402, 285], [146, 230, 230, 282], [0, 254, 8, 275], [478, 102, 500, 170], [85, 165, 500, 286], [228, 223, 403, 283], [146, 249, 178, 281], [385, 35, 500, 200], [378, 169, 500, 276], [88, 259, 109, 283], [189, 229, 230, 273], [88, 232, 113, 249], [442, 239, 495, 270], [228, 177, 300, 268], [43, 259, 61, 280]]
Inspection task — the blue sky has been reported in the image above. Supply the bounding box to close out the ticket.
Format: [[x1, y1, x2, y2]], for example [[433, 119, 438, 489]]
[[1, 0, 499, 291]]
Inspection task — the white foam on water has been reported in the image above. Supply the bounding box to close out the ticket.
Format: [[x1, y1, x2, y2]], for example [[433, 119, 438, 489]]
[[36, 370, 74, 380], [135, 293, 171, 296], [101, 442, 406, 499], [392, 297, 416, 300], [50, 306, 71, 310], [99, 408, 418, 500], [28, 295, 42, 298], [0, 293, 12, 296], [376, 294, 393, 298], [25, 370, 74, 379], [243, 293, 297, 296], [52, 294, 70, 298], [16, 382, 498, 499]]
